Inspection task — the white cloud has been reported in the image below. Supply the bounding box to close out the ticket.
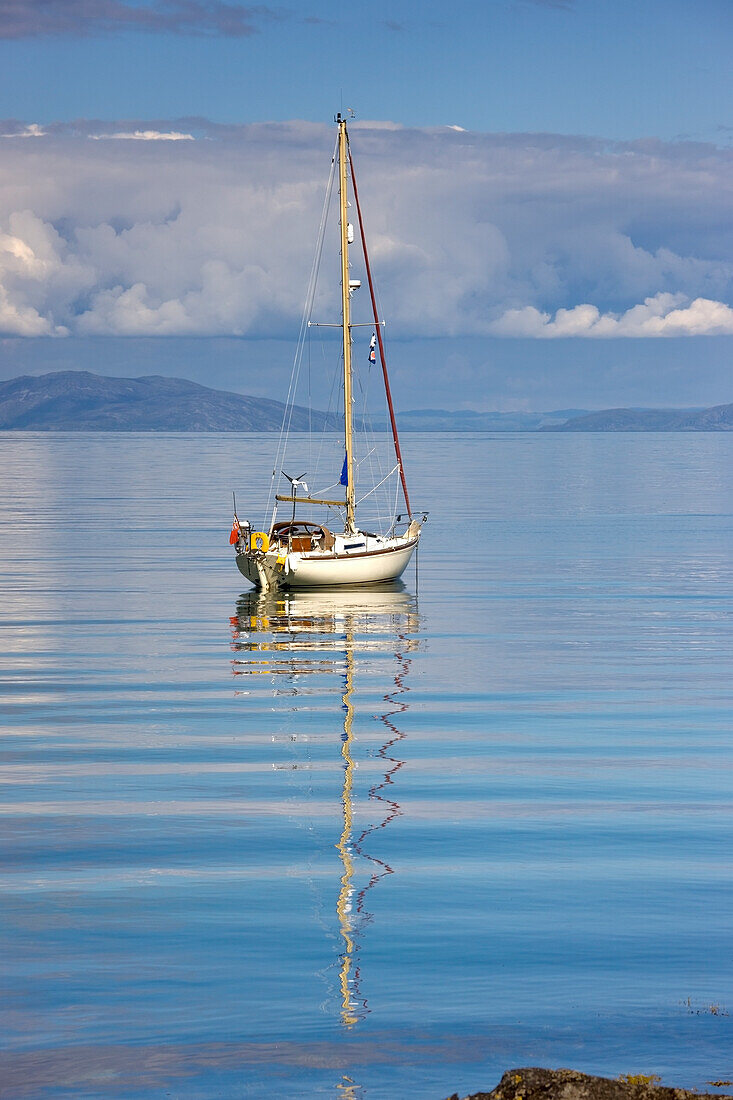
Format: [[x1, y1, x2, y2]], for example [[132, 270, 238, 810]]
[[0, 123, 46, 137], [0, 286, 64, 334], [491, 293, 733, 337], [76, 282, 192, 334], [0, 120, 730, 339], [90, 130, 194, 141], [0, 212, 84, 335]]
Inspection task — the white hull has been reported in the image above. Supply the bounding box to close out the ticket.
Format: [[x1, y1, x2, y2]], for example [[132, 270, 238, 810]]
[[237, 534, 418, 590]]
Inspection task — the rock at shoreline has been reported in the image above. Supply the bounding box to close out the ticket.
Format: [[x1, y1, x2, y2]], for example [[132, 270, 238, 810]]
[[446, 1067, 733, 1100]]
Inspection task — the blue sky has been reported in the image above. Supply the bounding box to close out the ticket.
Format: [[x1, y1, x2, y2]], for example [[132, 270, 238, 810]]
[[0, 0, 731, 409], [1, 0, 731, 142]]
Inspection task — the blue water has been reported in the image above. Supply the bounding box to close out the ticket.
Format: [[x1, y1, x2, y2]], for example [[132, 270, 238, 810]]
[[1, 432, 732, 1099]]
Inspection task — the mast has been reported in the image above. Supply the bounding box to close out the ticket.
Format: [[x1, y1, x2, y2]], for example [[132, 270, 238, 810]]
[[337, 114, 357, 534], [348, 147, 412, 520]]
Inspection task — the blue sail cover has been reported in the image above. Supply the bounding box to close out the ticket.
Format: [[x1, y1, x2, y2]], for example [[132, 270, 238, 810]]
[[340, 454, 348, 486]]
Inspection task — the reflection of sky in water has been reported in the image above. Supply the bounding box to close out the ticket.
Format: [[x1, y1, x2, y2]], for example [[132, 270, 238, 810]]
[[0, 432, 732, 1098]]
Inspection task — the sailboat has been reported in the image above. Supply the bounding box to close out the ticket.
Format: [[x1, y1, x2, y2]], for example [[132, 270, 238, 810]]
[[231, 112, 425, 591]]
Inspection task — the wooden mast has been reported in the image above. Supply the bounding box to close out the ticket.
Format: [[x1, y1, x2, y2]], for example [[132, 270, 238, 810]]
[[338, 115, 356, 534]]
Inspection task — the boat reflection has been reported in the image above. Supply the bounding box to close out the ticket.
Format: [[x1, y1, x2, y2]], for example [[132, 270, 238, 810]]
[[230, 583, 420, 1031]]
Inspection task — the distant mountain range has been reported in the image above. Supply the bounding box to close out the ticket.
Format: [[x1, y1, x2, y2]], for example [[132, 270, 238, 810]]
[[0, 371, 730, 432], [0, 371, 333, 431], [543, 404, 733, 431], [384, 408, 587, 431]]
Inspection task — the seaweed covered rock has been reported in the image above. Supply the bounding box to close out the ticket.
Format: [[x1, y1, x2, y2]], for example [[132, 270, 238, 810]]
[[446, 1067, 733, 1100]]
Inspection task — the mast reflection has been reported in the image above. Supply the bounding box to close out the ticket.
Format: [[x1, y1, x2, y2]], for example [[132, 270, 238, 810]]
[[230, 583, 420, 1030]]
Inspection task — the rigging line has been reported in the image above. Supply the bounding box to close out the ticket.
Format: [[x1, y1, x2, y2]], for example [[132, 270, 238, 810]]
[[354, 385, 390, 531], [288, 149, 335, 415], [370, 449, 387, 533], [354, 448, 379, 470], [367, 447, 390, 532], [356, 440, 390, 528], [349, 262, 388, 531], [359, 408, 387, 482], [355, 465, 399, 507], [312, 339, 334, 484], [313, 480, 340, 496], [312, 327, 344, 480], [360, 395, 389, 483], [265, 132, 339, 527], [356, 384, 385, 490], [274, 166, 332, 509], [308, 321, 312, 472], [353, 359, 388, 488], [348, 140, 412, 519], [313, 339, 344, 492]]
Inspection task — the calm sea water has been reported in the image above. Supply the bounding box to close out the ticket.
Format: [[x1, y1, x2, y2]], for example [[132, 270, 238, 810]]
[[1, 431, 732, 1100]]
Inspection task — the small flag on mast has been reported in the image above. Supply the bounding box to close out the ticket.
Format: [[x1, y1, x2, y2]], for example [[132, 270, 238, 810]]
[[368, 332, 376, 365], [340, 454, 348, 487]]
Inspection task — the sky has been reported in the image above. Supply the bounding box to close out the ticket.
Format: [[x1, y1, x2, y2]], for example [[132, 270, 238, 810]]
[[0, 0, 732, 410]]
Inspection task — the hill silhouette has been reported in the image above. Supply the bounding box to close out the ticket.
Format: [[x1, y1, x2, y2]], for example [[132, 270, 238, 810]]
[[0, 371, 334, 431]]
